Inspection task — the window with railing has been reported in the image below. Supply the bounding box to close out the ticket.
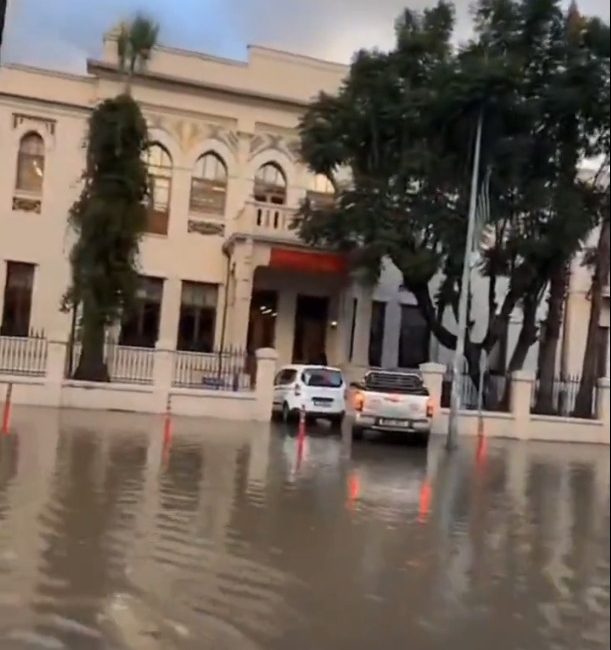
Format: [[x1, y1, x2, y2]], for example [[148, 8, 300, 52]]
[[120, 276, 164, 348], [189, 152, 227, 215], [254, 162, 287, 205], [1, 262, 35, 337], [177, 282, 218, 352], [144, 143, 172, 235], [13, 132, 45, 213]]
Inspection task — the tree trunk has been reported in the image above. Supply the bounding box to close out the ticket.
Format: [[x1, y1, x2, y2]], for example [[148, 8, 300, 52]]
[[574, 217, 610, 418], [73, 301, 109, 382], [410, 281, 481, 390], [535, 264, 569, 414], [499, 293, 539, 408]]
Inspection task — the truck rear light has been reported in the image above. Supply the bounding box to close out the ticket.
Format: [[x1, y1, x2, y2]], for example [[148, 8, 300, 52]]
[[426, 399, 434, 418], [353, 391, 365, 412]]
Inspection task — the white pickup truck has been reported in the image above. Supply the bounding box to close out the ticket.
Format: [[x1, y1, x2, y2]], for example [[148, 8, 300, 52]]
[[351, 370, 433, 444]]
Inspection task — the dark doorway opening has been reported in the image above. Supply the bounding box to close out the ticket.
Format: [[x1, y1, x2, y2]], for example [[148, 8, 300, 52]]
[[247, 290, 278, 353], [293, 295, 329, 364]]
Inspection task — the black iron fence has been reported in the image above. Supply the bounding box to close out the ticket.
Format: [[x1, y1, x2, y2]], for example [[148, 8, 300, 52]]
[[0, 331, 48, 377], [531, 376, 598, 419], [172, 348, 255, 392], [441, 372, 510, 412]]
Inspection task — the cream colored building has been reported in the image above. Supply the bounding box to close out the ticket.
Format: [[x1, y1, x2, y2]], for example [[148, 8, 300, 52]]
[[0, 35, 608, 379]]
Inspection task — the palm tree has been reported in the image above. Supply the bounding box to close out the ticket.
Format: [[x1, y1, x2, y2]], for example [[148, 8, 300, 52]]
[[116, 14, 159, 91]]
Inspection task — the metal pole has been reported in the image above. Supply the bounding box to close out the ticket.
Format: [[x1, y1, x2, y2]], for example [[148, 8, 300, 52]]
[[447, 111, 484, 449], [476, 350, 486, 438], [67, 301, 78, 378]]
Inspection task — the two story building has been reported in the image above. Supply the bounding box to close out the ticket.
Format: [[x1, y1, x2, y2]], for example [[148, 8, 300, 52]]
[[0, 33, 608, 380]]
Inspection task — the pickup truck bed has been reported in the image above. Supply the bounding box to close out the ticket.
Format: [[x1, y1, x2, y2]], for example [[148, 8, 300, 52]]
[[352, 370, 432, 443]]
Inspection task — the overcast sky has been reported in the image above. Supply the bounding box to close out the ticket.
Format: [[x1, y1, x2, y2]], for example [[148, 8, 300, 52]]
[[2, 0, 609, 72]]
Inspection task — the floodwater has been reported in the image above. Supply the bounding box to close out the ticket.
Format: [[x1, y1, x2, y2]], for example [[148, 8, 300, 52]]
[[0, 409, 609, 650]]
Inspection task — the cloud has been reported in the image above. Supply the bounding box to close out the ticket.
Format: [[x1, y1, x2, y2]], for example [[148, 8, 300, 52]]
[[2, 0, 609, 72]]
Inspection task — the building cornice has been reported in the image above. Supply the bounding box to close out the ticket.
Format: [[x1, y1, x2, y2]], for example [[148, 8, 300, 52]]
[[87, 60, 309, 110]]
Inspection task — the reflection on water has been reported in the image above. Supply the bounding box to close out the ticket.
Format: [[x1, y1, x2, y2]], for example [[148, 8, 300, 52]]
[[0, 409, 609, 649]]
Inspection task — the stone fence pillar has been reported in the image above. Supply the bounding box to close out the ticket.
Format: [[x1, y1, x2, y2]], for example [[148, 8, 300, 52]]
[[255, 348, 278, 422], [511, 370, 534, 440], [45, 339, 68, 408], [420, 362, 446, 434], [153, 341, 174, 414]]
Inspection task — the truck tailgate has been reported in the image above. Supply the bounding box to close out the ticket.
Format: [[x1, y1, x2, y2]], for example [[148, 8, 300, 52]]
[[362, 391, 429, 420]]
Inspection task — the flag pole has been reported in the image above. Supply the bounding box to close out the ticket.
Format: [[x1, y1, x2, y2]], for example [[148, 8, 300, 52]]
[[447, 110, 484, 450]]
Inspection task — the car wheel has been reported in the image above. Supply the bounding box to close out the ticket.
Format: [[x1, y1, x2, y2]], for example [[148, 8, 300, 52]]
[[352, 426, 364, 441], [282, 402, 296, 424], [271, 409, 283, 422], [416, 431, 430, 447], [329, 414, 344, 432]]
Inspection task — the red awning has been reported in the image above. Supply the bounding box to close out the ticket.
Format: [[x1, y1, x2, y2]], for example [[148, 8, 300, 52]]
[[269, 248, 347, 274]]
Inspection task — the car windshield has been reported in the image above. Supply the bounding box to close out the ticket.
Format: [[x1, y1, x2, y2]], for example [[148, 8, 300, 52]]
[[302, 369, 343, 388]]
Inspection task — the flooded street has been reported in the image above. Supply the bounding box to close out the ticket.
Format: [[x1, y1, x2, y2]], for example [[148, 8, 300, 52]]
[[1, 409, 609, 650]]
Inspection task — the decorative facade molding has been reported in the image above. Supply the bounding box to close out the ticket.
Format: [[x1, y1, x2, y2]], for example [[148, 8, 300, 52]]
[[146, 114, 239, 154], [12, 113, 56, 135], [187, 219, 225, 236], [12, 196, 42, 214], [248, 132, 296, 162]]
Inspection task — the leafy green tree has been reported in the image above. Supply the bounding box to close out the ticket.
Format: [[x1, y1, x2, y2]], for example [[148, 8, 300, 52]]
[[574, 170, 610, 417], [298, 0, 609, 388], [533, 4, 610, 412], [64, 16, 158, 380]]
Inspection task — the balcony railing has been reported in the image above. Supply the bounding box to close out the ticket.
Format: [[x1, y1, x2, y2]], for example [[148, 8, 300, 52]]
[[237, 202, 299, 241]]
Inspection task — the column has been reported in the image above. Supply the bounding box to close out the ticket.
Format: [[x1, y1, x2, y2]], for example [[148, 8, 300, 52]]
[[276, 289, 296, 365], [0, 262, 6, 322], [158, 277, 181, 350], [383, 300, 401, 368], [229, 239, 254, 350], [351, 288, 373, 368], [328, 289, 351, 367], [510, 370, 535, 440]]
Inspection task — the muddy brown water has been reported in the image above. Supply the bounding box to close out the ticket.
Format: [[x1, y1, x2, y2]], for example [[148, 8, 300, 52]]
[[0, 409, 609, 649]]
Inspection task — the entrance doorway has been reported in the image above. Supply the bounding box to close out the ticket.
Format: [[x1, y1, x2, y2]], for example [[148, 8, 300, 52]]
[[247, 290, 278, 352], [293, 295, 329, 364]]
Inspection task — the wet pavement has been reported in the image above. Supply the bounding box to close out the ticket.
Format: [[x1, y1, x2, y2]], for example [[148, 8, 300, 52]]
[[0, 408, 609, 650]]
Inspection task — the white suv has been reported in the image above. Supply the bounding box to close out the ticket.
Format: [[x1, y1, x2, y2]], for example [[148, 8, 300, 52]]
[[272, 365, 346, 429]]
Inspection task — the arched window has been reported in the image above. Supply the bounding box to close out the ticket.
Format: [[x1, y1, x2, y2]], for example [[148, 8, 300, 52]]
[[307, 173, 335, 209], [190, 152, 228, 215], [254, 162, 287, 205], [16, 132, 45, 195], [145, 143, 172, 235]]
